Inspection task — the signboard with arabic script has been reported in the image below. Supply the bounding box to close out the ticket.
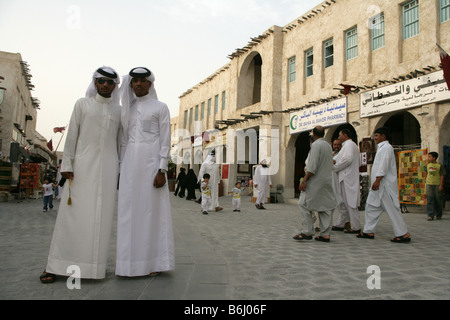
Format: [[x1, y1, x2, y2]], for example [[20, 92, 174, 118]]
[[289, 97, 347, 135], [361, 70, 450, 118]]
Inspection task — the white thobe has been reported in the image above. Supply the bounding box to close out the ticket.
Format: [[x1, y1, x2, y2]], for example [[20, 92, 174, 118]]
[[364, 141, 408, 236], [198, 158, 220, 211], [333, 139, 361, 230], [116, 94, 175, 277], [46, 94, 121, 279], [254, 165, 272, 205]]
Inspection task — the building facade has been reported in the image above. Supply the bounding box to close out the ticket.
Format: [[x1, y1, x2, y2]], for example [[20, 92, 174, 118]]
[[174, 0, 450, 201], [0, 51, 56, 196]]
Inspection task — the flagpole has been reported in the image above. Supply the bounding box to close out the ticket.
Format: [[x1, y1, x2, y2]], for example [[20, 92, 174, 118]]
[[54, 125, 68, 153]]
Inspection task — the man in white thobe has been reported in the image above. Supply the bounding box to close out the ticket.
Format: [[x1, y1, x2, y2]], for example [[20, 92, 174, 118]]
[[333, 129, 361, 233], [254, 159, 272, 210], [198, 150, 223, 212], [42, 67, 121, 282], [357, 127, 411, 243], [294, 126, 336, 242], [116, 67, 175, 277]]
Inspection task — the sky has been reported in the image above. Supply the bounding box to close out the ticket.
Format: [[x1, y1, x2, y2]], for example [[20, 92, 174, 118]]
[[0, 0, 323, 149]]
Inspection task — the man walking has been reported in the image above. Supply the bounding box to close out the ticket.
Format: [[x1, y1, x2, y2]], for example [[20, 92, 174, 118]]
[[116, 67, 175, 277], [293, 126, 336, 242], [41, 67, 121, 283], [254, 159, 272, 210], [357, 127, 411, 243], [333, 129, 361, 233]]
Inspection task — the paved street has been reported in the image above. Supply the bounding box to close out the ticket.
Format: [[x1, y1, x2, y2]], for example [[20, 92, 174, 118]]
[[1, 192, 449, 301]]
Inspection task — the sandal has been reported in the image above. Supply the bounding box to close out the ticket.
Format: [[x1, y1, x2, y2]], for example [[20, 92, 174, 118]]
[[356, 232, 375, 239], [391, 235, 411, 243], [344, 229, 361, 234], [40, 270, 56, 284], [293, 233, 313, 241], [315, 236, 330, 242], [149, 272, 161, 277]]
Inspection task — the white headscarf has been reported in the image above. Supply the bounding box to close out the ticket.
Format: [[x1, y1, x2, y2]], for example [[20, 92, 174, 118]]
[[120, 67, 159, 144], [85, 66, 121, 105], [120, 67, 158, 109]]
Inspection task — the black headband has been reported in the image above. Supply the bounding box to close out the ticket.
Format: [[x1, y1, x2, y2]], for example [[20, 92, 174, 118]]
[[96, 68, 118, 79], [129, 67, 152, 79]]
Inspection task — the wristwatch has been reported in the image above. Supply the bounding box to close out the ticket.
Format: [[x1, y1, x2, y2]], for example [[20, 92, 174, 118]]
[[159, 169, 167, 174]]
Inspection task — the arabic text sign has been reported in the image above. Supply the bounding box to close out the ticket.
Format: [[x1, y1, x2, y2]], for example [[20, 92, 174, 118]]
[[360, 70, 450, 118], [289, 97, 347, 135]]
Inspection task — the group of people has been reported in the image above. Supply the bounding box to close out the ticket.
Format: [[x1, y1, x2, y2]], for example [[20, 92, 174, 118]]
[[39, 66, 444, 284], [294, 125, 413, 243], [174, 152, 273, 215], [40, 66, 174, 283]]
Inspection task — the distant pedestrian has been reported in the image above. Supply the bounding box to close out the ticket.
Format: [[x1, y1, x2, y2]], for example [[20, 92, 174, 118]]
[[185, 169, 198, 200], [254, 159, 272, 210], [229, 181, 246, 212], [425, 152, 446, 221], [198, 150, 223, 212], [294, 126, 336, 243], [42, 178, 57, 212], [174, 168, 186, 198], [357, 127, 411, 243], [201, 173, 212, 215]]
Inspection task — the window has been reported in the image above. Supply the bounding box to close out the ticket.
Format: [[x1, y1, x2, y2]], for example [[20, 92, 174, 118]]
[[305, 49, 314, 77], [403, 0, 419, 40], [214, 95, 219, 113], [195, 105, 199, 121], [324, 39, 334, 68], [371, 13, 385, 50], [208, 98, 212, 116], [201, 102, 205, 120], [222, 91, 226, 110], [189, 107, 193, 125], [346, 28, 358, 60], [184, 110, 188, 128], [288, 56, 296, 83], [441, 0, 450, 23]]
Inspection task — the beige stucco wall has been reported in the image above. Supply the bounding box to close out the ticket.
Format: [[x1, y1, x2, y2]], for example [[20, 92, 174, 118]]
[[177, 0, 450, 199]]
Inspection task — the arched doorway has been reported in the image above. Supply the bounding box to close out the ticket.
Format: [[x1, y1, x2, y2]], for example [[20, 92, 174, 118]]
[[440, 111, 450, 203], [237, 52, 262, 109], [383, 111, 421, 148], [294, 132, 311, 198]]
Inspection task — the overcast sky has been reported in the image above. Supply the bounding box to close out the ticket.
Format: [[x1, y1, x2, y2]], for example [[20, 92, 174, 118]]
[[0, 0, 323, 148]]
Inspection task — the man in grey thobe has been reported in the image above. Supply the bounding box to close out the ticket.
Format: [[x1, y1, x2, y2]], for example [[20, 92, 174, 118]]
[[294, 126, 336, 242]]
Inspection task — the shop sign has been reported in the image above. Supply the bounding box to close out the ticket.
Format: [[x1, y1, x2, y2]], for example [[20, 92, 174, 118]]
[[289, 97, 347, 135], [361, 70, 450, 118]]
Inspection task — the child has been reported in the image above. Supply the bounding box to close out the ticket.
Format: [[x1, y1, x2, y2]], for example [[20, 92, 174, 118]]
[[42, 178, 57, 212], [201, 173, 211, 215], [426, 152, 446, 221], [228, 181, 246, 212]]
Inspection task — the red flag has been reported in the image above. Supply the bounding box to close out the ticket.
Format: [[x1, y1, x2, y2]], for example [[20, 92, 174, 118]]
[[339, 83, 357, 95], [437, 43, 450, 90], [47, 139, 53, 151], [53, 127, 66, 134]]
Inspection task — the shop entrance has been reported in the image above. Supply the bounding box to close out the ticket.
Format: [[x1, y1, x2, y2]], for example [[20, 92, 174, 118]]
[[384, 111, 421, 149], [294, 132, 311, 198]]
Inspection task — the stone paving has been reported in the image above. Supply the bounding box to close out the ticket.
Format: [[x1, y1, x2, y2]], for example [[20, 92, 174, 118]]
[[0, 193, 449, 300]]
